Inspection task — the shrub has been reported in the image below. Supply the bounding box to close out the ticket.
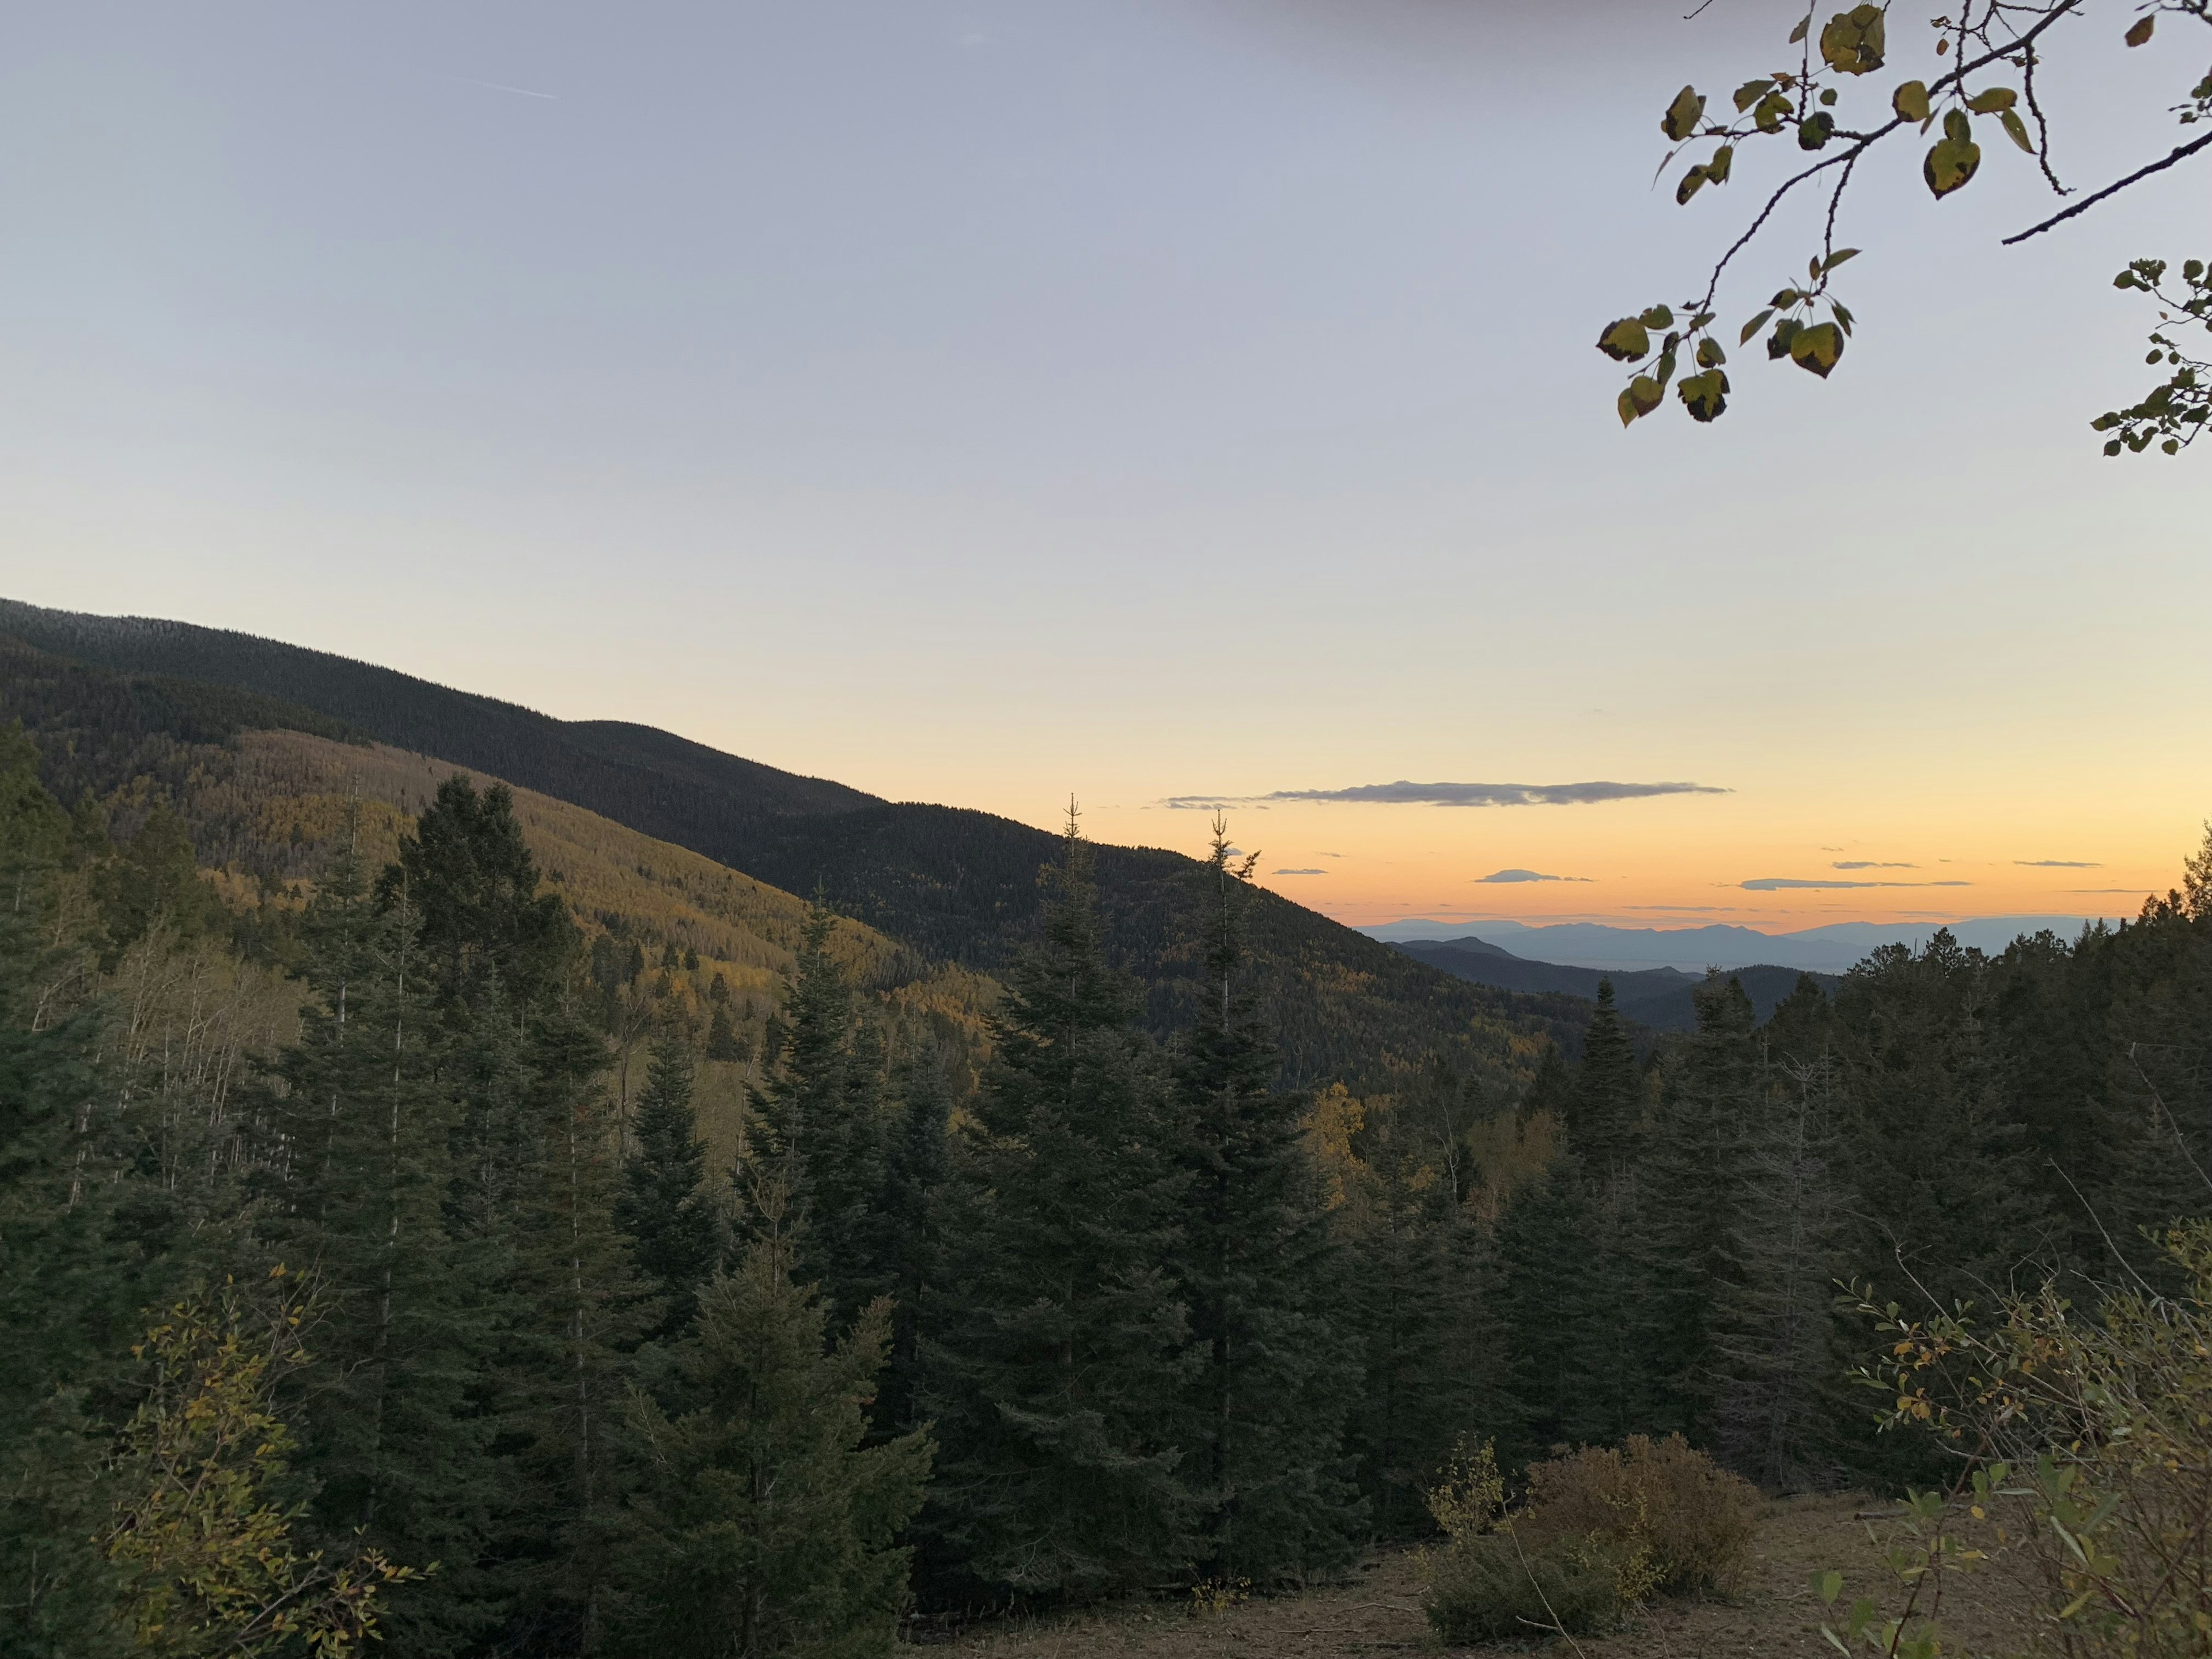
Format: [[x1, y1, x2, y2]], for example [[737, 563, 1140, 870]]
[[1421, 1532, 1623, 1643], [1517, 1434, 1758, 1599]]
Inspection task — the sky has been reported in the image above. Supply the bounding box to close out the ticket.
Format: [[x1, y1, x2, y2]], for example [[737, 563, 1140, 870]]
[[2, 1, 2207, 930]]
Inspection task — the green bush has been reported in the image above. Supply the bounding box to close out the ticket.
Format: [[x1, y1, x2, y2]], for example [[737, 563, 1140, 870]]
[[1421, 1532, 1623, 1643]]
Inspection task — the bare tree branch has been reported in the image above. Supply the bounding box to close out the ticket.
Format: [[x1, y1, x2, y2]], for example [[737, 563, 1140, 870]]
[[2002, 126, 2212, 243]]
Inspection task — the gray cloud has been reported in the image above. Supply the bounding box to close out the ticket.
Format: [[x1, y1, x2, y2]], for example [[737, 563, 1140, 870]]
[[1834, 860, 1916, 870], [1272, 868, 1326, 876], [1628, 904, 1734, 912], [2017, 859, 2102, 868], [1162, 779, 1728, 809], [1475, 869, 1591, 884], [1741, 877, 1973, 891]]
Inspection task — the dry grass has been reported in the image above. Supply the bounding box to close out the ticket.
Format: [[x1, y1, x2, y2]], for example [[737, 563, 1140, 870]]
[[933, 1494, 2043, 1657]]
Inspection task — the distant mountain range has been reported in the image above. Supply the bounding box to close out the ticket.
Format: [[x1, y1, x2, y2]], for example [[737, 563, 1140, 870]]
[[1359, 914, 2119, 974], [0, 599, 1571, 1089], [1388, 936, 1838, 1031]]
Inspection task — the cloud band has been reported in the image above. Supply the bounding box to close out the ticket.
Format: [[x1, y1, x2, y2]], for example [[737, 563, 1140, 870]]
[[1162, 778, 1728, 809]]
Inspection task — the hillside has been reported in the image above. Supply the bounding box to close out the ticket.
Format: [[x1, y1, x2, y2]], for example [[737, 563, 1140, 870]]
[[0, 601, 1570, 1089], [1393, 937, 1840, 1030]]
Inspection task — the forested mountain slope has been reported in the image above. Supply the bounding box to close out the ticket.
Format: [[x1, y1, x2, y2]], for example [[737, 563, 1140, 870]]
[[0, 601, 1566, 1088], [1393, 937, 1840, 1031]]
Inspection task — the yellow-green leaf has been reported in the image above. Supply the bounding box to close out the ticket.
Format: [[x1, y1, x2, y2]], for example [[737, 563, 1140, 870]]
[[1755, 92, 1793, 133], [1892, 80, 1930, 122], [1820, 4, 1887, 75], [1662, 85, 1707, 141], [1639, 305, 1675, 329], [1734, 77, 1777, 112], [1999, 107, 2032, 151], [1966, 86, 2017, 113], [1924, 134, 1982, 197], [1789, 320, 1844, 377], [1740, 308, 1775, 345], [1619, 375, 1665, 426], [1679, 368, 1730, 422], [1789, 12, 1812, 44], [1696, 336, 1727, 368], [1676, 165, 1709, 206], [1597, 319, 1653, 361], [1706, 144, 1734, 184]]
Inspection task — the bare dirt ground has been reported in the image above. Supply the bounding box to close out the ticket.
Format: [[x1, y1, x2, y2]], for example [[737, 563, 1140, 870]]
[[937, 1495, 2041, 1657]]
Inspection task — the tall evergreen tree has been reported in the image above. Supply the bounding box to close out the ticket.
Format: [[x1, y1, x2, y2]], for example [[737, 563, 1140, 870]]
[[0, 734, 138, 1658], [1567, 979, 1640, 1175], [611, 1215, 933, 1658], [749, 906, 891, 1331], [1633, 972, 1762, 1443], [618, 1035, 719, 1341], [876, 1044, 952, 1440], [1168, 820, 1361, 1584], [1712, 1052, 1852, 1490], [919, 811, 1195, 1601], [256, 815, 498, 1655]]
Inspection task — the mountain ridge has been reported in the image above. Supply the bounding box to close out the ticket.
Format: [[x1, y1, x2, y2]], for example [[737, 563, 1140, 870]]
[[0, 600, 1568, 1090]]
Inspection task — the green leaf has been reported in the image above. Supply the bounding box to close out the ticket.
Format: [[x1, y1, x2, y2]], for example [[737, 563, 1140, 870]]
[[1755, 91, 1793, 133], [1740, 308, 1775, 344], [1944, 108, 1972, 145], [1596, 318, 1653, 361], [1654, 348, 1679, 388], [1767, 317, 1802, 359], [1892, 80, 1930, 122], [1734, 77, 1778, 112], [1619, 375, 1665, 426], [1696, 336, 1727, 367], [1662, 85, 1707, 141], [1706, 143, 1734, 184], [1676, 164, 1710, 205], [1999, 107, 2033, 151], [1832, 301, 1855, 334], [1678, 368, 1730, 421], [1821, 247, 1860, 273], [1771, 287, 1804, 308], [1817, 1570, 1844, 1605], [1640, 305, 1675, 329], [1790, 12, 1812, 43], [1820, 4, 1887, 75], [2126, 13, 2154, 46], [1798, 111, 1836, 150], [1789, 320, 1844, 376], [1923, 133, 1982, 197], [1966, 86, 2017, 113]]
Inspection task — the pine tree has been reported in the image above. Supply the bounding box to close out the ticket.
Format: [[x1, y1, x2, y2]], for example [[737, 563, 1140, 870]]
[[1712, 1052, 1851, 1490], [1567, 979, 1640, 1175], [1493, 1161, 1594, 1466], [876, 1045, 952, 1440], [618, 1036, 719, 1340], [1333, 1090, 1497, 1537], [611, 1214, 933, 1658], [1168, 820, 1361, 1584], [919, 811, 1195, 1600], [0, 735, 138, 1658], [1633, 973, 1762, 1444], [256, 813, 500, 1654]]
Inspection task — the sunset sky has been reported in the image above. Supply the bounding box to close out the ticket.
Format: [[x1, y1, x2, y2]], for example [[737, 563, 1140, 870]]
[[5, 2, 2206, 929]]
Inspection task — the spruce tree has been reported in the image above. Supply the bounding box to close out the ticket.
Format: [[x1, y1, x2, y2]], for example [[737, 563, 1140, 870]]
[[919, 812, 1195, 1600], [1712, 1052, 1851, 1490], [611, 1217, 933, 1658], [1568, 979, 1640, 1175], [750, 906, 892, 1330], [1633, 973, 1762, 1444], [257, 813, 501, 1654], [0, 737, 137, 1657], [618, 1035, 719, 1340], [1168, 821, 1361, 1584], [876, 1044, 952, 1440]]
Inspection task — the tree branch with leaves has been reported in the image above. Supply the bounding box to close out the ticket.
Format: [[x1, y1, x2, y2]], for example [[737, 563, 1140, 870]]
[[1600, 0, 2212, 450]]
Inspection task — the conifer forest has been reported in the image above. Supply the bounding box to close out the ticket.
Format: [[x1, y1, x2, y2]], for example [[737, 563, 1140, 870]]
[[5, 631, 2212, 1656]]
